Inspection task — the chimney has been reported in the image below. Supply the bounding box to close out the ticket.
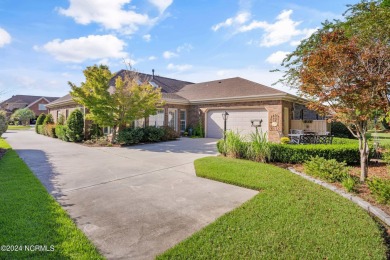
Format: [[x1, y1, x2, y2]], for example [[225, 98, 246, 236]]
[[152, 69, 155, 79]]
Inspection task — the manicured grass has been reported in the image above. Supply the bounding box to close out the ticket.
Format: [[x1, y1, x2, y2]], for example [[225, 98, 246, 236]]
[[0, 138, 104, 259], [158, 157, 388, 259], [7, 125, 32, 130]]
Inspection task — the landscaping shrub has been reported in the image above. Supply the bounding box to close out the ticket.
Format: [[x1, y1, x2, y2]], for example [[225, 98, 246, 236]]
[[44, 124, 57, 138], [224, 131, 245, 158], [246, 131, 270, 162], [89, 123, 103, 140], [192, 122, 204, 137], [367, 178, 390, 204], [142, 126, 164, 142], [66, 110, 84, 142], [0, 110, 8, 137], [35, 113, 46, 133], [57, 114, 65, 125], [43, 113, 54, 125], [161, 126, 179, 141], [342, 176, 358, 192], [303, 156, 350, 182], [37, 125, 44, 135], [331, 121, 354, 138], [116, 127, 144, 145], [280, 137, 290, 144], [216, 139, 226, 156], [55, 125, 69, 141], [269, 143, 360, 164]]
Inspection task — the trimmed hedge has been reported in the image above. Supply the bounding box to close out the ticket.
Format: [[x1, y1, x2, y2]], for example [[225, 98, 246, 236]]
[[117, 126, 179, 145], [37, 125, 44, 135], [66, 110, 84, 142], [35, 113, 46, 133], [269, 143, 360, 164], [44, 124, 57, 138]]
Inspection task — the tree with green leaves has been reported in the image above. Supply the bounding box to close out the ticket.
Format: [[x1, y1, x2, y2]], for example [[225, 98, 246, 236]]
[[277, 0, 390, 182], [66, 109, 84, 142], [70, 65, 164, 143], [10, 108, 35, 126]]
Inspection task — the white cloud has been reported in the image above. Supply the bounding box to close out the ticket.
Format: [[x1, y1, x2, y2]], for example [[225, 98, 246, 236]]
[[163, 43, 193, 59], [148, 0, 173, 13], [58, 0, 152, 35], [143, 34, 151, 42], [148, 56, 157, 60], [238, 10, 316, 47], [0, 27, 11, 47], [163, 51, 178, 59], [38, 34, 127, 63], [167, 63, 192, 72], [266, 51, 290, 65], [212, 12, 250, 31]]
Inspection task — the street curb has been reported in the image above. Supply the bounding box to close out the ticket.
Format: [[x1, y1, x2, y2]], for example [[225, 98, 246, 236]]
[[288, 167, 390, 227]]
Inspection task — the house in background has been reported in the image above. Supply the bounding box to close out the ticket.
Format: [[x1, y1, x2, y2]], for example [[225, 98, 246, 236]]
[[46, 70, 327, 142], [0, 95, 60, 118]]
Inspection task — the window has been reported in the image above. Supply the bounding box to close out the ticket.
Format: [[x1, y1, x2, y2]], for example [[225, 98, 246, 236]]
[[168, 108, 178, 131], [38, 104, 46, 111], [103, 127, 113, 135], [65, 109, 69, 120], [134, 118, 145, 128], [149, 110, 164, 127], [180, 110, 186, 132], [149, 81, 158, 88]]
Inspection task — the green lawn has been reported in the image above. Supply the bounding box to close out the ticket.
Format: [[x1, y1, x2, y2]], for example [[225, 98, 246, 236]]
[[158, 157, 388, 259], [7, 125, 33, 130], [0, 138, 104, 259]]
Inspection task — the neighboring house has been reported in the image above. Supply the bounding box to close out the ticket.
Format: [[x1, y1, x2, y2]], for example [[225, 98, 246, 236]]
[[46, 70, 327, 142], [0, 95, 59, 117]]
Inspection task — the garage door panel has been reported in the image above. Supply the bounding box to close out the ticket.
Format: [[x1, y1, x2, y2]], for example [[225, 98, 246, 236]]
[[206, 109, 268, 139]]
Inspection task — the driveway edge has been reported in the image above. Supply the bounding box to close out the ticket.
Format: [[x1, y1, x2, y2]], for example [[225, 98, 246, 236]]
[[288, 167, 390, 227]]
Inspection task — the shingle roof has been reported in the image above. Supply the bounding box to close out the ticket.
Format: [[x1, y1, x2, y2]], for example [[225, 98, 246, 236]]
[[111, 70, 194, 93], [0, 95, 59, 106], [176, 77, 286, 101], [46, 94, 74, 106], [162, 93, 189, 103]]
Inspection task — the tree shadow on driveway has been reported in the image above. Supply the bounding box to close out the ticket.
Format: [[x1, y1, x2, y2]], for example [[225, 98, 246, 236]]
[[121, 138, 219, 155]]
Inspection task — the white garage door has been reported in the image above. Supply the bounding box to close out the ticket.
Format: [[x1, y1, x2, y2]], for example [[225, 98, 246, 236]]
[[206, 108, 268, 139]]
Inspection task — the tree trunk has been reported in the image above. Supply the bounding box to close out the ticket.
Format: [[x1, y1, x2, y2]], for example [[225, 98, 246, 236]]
[[359, 135, 369, 182], [111, 125, 117, 144]]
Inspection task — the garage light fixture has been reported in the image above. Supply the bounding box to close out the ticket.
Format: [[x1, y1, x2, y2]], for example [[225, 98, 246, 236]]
[[251, 119, 262, 127]]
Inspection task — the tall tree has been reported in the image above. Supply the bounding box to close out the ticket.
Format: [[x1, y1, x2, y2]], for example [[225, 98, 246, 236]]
[[70, 65, 164, 143], [278, 1, 390, 182]]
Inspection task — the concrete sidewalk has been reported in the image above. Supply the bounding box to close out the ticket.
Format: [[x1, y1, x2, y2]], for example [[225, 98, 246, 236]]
[[3, 130, 257, 259]]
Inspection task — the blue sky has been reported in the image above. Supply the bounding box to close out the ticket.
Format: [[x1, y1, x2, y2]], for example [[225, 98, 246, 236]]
[[0, 0, 354, 101]]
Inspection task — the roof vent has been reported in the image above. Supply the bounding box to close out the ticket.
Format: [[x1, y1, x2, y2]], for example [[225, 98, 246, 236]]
[[218, 81, 222, 83]]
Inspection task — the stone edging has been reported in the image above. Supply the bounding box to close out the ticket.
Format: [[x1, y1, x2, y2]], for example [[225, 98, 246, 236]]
[[288, 167, 390, 227]]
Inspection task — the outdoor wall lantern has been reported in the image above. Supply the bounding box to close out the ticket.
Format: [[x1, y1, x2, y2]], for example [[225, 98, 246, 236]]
[[222, 111, 229, 141]]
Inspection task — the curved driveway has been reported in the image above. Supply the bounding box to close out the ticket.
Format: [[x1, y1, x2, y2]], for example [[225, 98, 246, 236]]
[[4, 130, 257, 259]]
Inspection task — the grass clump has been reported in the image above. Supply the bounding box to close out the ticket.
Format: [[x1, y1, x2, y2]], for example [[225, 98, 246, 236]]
[[0, 138, 103, 259], [158, 156, 387, 259]]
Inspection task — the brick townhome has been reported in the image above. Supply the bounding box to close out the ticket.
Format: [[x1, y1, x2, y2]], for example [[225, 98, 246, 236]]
[[0, 95, 59, 118], [46, 70, 326, 142]]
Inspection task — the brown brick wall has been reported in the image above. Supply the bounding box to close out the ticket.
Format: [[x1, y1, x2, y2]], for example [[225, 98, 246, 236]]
[[29, 99, 52, 117]]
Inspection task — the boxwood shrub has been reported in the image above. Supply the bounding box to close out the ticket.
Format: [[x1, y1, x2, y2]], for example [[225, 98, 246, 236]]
[[142, 126, 165, 142], [269, 143, 360, 164], [117, 127, 144, 145]]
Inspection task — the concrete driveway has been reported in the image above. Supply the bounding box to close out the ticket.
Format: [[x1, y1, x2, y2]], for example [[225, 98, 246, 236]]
[[3, 130, 257, 259]]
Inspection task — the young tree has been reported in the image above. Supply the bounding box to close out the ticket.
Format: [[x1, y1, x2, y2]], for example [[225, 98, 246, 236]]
[[70, 65, 164, 143], [278, 1, 390, 181], [35, 113, 46, 133], [66, 109, 84, 142], [11, 108, 35, 126]]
